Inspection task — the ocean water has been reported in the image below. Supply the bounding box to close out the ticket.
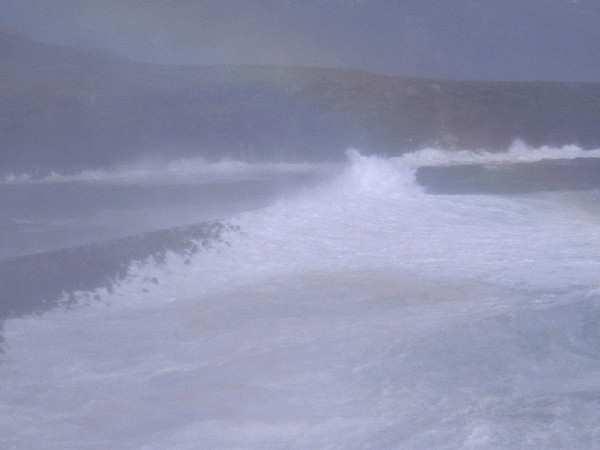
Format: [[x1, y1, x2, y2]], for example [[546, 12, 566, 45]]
[[0, 159, 327, 260], [2, 145, 600, 449]]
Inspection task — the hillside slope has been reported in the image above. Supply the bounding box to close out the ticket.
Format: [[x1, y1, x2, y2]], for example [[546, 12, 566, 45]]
[[2, 31, 600, 172]]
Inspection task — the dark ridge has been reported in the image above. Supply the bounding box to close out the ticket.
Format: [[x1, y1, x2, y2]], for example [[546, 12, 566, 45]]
[[416, 158, 600, 195], [2, 32, 600, 173], [0, 221, 238, 323]]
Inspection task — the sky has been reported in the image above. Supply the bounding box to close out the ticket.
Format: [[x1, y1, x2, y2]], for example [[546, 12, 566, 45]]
[[2, 0, 600, 81]]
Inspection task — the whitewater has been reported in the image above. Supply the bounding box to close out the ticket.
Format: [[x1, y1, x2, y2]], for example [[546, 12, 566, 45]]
[[2, 145, 600, 449]]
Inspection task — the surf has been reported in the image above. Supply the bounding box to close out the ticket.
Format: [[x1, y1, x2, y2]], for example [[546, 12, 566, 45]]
[[2, 145, 600, 449]]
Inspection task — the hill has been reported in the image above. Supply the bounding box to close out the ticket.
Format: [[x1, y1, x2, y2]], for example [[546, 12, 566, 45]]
[[2, 31, 600, 173]]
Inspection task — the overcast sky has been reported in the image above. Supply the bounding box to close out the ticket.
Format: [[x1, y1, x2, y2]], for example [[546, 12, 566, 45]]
[[2, 0, 600, 81]]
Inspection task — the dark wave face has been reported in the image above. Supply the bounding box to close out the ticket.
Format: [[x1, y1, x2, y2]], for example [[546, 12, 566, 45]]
[[0, 222, 237, 322], [0, 164, 328, 324]]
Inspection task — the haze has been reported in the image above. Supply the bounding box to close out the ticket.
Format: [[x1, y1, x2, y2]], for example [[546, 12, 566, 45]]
[[2, 0, 600, 81]]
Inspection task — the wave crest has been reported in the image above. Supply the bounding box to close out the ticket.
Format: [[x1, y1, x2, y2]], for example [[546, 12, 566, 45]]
[[0, 158, 327, 186]]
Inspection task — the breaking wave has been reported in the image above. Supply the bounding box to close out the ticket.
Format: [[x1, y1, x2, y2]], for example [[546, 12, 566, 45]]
[[398, 140, 600, 167], [3, 141, 600, 186], [0, 157, 328, 185], [6, 143, 600, 314], [0, 222, 238, 320], [2, 145, 600, 449]]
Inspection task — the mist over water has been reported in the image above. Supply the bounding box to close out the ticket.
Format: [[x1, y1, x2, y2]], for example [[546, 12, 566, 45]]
[[2, 145, 600, 449], [3, 1, 600, 446]]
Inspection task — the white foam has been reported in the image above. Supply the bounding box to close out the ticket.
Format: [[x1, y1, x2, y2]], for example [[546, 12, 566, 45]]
[[2, 147, 600, 449], [400, 140, 600, 167], [3, 141, 600, 186], [0, 157, 329, 186]]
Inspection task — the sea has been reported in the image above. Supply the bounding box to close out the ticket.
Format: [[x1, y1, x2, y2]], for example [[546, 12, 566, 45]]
[[2, 142, 600, 449]]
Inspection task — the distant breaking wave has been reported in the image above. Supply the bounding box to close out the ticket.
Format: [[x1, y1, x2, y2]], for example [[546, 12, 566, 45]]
[[3, 141, 600, 186], [397, 141, 600, 167], [0, 158, 329, 186]]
